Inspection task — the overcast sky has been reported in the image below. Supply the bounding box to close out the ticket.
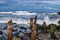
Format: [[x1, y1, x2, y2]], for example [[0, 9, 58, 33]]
[[0, 0, 60, 12]]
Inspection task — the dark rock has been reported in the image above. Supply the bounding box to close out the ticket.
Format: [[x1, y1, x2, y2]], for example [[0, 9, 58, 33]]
[[58, 12, 60, 15], [0, 31, 3, 35]]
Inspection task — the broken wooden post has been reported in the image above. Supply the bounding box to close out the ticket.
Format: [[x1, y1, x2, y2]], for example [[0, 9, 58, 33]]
[[8, 20, 12, 40], [33, 16, 37, 40], [30, 16, 37, 40], [30, 18, 33, 29]]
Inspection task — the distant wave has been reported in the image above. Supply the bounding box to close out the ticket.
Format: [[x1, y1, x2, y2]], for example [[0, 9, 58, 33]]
[[13, 11, 37, 15]]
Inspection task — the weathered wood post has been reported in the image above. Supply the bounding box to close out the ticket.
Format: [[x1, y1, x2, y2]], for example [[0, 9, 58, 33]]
[[33, 16, 37, 40], [8, 20, 12, 40], [30, 16, 37, 40]]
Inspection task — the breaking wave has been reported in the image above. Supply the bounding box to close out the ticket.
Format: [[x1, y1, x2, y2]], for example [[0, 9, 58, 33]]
[[0, 11, 60, 25]]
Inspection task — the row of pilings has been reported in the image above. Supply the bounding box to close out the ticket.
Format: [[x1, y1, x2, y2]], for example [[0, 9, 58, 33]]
[[7, 16, 60, 40], [7, 16, 37, 40]]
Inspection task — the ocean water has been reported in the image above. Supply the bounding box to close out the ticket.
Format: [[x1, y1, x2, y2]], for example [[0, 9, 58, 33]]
[[0, 0, 60, 12], [0, 11, 60, 25]]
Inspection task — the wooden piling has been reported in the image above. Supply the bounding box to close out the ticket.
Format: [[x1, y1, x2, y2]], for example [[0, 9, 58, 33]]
[[33, 16, 37, 40], [30, 16, 37, 40], [8, 20, 12, 40]]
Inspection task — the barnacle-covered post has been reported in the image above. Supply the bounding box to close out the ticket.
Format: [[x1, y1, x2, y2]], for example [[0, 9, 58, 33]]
[[8, 20, 12, 40], [42, 22, 47, 31]]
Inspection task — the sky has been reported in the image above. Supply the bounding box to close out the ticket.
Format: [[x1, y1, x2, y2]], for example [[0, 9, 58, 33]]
[[0, 0, 60, 12]]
